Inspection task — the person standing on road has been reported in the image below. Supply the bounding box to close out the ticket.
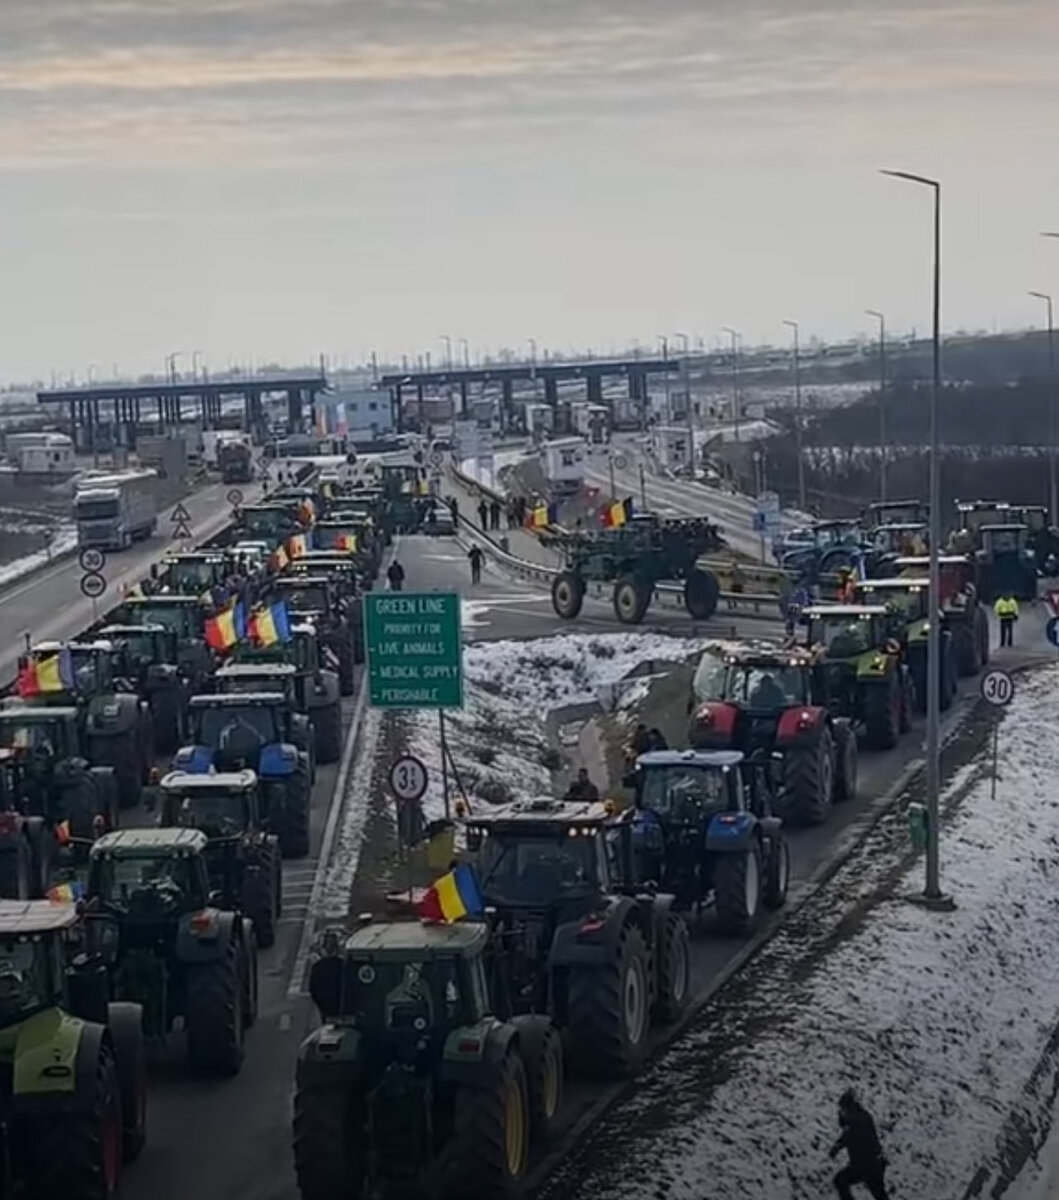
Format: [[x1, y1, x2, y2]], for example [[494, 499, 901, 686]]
[[477, 499, 489, 530], [564, 768, 600, 801], [468, 545, 484, 585], [994, 592, 1018, 647], [830, 1089, 890, 1200], [386, 560, 405, 592], [489, 499, 502, 531], [447, 496, 459, 524]]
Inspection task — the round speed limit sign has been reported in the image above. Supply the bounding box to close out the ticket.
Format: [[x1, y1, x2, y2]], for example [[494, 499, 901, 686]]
[[389, 755, 429, 803], [980, 668, 1015, 708]]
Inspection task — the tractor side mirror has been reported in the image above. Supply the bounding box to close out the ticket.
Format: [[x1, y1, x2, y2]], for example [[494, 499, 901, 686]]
[[207, 889, 224, 907]]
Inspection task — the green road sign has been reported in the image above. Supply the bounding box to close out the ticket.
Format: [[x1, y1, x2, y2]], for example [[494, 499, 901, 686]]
[[365, 591, 463, 709]]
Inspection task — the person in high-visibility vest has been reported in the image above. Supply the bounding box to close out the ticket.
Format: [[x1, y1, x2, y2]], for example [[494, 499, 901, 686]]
[[994, 593, 1019, 647]]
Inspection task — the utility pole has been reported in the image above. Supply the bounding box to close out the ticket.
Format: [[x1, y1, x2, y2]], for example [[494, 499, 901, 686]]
[[866, 309, 887, 499], [882, 168, 946, 904], [1030, 288, 1057, 526], [658, 335, 670, 425], [721, 327, 740, 446], [783, 320, 806, 511]]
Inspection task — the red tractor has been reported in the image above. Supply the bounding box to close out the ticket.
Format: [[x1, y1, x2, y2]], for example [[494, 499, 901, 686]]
[[687, 646, 857, 827]]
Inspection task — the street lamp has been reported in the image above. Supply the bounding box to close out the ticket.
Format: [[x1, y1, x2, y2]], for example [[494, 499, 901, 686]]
[[782, 320, 807, 511], [1028, 291, 1056, 525], [440, 336, 453, 371], [191, 350, 206, 382], [165, 352, 183, 384], [866, 310, 888, 500], [459, 338, 470, 369], [673, 333, 693, 472], [658, 335, 671, 424], [721, 327, 740, 444], [881, 167, 945, 904]]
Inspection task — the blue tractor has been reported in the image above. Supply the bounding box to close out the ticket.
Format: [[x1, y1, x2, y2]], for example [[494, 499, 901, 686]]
[[625, 749, 789, 934], [174, 692, 311, 858]]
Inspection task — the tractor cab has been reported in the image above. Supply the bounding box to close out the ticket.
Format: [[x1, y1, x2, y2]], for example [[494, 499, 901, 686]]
[[215, 661, 298, 707], [894, 555, 978, 607], [864, 499, 928, 531], [179, 693, 297, 773], [977, 523, 1037, 601], [238, 502, 303, 544], [100, 624, 179, 677], [854, 577, 930, 627], [270, 574, 340, 620], [88, 828, 212, 927], [869, 523, 928, 557], [631, 749, 748, 824], [18, 639, 116, 703], [121, 596, 212, 680], [160, 552, 229, 596], [953, 500, 1011, 547], [285, 555, 360, 599], [160, 769, 259, 840]]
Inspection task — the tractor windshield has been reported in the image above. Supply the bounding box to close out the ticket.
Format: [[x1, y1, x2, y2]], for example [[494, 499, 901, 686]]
[[340, 956, 465, 1029], [95, 852, 205, 915], [721, 666, 807, 709], [640, 766, 729, 822], [282, 585, 328, 614], [196, 706, 280, 750], [813, 617, 873, 657], [478, 832, 601, 904], [985, 529, 1022, 554], [691, 654, 726, 702], [168, 560, 219, 591], [0, 718, 66, 757], [174, 791, 248, 838], [0, 940, 49, 1026], [130, 604, 196, 638]]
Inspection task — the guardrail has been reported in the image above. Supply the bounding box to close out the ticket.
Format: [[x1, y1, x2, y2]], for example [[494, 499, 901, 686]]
[[449, 463, 782, 622]]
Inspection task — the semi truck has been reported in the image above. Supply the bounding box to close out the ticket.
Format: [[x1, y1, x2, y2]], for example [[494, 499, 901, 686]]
[[218, 438, 254, 483], [73, 468, 159, 550]]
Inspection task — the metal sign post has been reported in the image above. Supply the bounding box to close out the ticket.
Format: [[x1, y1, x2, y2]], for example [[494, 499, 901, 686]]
[[389, 755, 429, 903], [979, 667, 1015, 801]]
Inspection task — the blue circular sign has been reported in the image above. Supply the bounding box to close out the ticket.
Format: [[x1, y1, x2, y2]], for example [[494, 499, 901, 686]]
[[1047, 616, 1059, 648]]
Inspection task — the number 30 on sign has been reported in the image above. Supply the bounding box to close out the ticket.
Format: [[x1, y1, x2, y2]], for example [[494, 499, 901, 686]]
[[979, 668, 1014, 708]]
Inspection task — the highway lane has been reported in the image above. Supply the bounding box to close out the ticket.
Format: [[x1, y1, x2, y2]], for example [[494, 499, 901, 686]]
[[0, 478, 263, 682]]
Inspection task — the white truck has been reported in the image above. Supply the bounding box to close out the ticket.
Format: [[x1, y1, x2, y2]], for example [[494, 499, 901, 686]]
[[541, 437, 586, 497], [73, 469, 159, 551]]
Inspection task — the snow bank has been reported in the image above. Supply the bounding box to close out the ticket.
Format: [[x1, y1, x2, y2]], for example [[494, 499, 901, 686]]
[[540, 664, 1059, 1200], [0, 524, 77, 587]]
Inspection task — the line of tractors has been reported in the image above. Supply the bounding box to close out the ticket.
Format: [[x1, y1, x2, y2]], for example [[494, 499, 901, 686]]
[[0, 467, 436, 1200]]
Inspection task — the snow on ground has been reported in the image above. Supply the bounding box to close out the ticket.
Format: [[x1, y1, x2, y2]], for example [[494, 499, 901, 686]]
[[0, 524, 76, 586], [541, 664, 1059, 1200]]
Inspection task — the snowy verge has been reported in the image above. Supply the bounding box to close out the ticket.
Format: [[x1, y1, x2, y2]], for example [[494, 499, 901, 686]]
[[0, 525, 77, 590], [539, 664, 1059, 1200]]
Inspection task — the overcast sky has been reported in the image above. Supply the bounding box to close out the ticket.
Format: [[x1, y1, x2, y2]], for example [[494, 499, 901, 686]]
[[2, 0, 1057, 381]]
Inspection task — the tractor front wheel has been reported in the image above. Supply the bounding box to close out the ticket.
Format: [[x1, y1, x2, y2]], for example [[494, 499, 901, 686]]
[[653, 912, 691, 1023], [779, 727, 834, 825], [684, 567, 719, 621], [714, 841, 764, 934], [612, 576, 651, 625], [292, 1080, 365, 1200], [833, 721, 858, 802], [312, 700, 343, 765], [568, 924, 650, 1078], [551, 571, 585, 620]]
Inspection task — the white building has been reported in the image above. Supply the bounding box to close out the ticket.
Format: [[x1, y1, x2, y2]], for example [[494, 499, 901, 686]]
[[318, 388, 394, 439], [6, 432, 76, 474], [541, 437, 587, 496]]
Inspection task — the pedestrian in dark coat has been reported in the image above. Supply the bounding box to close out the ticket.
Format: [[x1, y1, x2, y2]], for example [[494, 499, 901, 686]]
[[830, 1090, 890, 1200], [477, 499, 489, 530], [489, 499, 502, 531], [646, 728, 668, 751]]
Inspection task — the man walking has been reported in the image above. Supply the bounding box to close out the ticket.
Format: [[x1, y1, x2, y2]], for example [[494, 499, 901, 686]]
[[830, 1089, 890, 1200], [386, 559, 405, 592], [994, 592, 1019, 648], [468, 545, 484, 586], [489, 499, 502, 531]]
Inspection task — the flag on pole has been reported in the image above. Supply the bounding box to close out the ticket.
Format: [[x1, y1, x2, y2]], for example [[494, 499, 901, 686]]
[[249, 602, 292, 648], [47, 880, 84, 904], [205, 602, 244, 652], [417, 864, 484, 924], [17, 650, 75, 699]]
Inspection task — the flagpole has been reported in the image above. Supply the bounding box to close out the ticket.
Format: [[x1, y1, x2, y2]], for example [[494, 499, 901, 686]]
[[440, 711, 451, 820]]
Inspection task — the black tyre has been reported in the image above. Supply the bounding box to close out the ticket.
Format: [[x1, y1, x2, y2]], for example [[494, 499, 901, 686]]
[[0, 843, 28, 900], [245, 861, 276, 949], [28, 1039, 123, 1200], [898, 668, 914, 733], [511, 1015, 564, 1142], [863, 673, 900, 749], [612, 575, 651, 625], [280, 773, 311, 859], [764, 837, 791, 911], [568, 924, 650, 1078], [653, 912, 691, 1024], [779, 727, 834, 826], [444, 1048, 530, 1200], [953, 623, 978, 677], [150, 690, 183, 756], [551, 571, 585, 620], [939, 638, 956, 711], [185, 937, 245, 1078], [976, 606, 990, 666], [684, 567, 720, 620], [832, 721, 858, 802], [312, 701, 343, 765], [334, 638, 355, 697], [244, 937, 259, 1029], [714, 842, 764, 935], [107, 1002, 147, 1163], [292, 1080, 365, 1200]]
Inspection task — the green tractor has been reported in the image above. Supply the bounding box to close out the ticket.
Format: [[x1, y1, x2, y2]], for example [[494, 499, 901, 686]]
[[100, 623, 189, 755], [0, 750, 58, 900], [295, 919, 552, 1200], [154, 550, 230, 597], [894, 555, 990, 676], [159, 769, 282, 950], [85, 828, 258, 1078], [121, 595, 216, 683], [1009, 504, 1059, 575], [0, 898, 148, 1198], [976, 524, 1038, 603], [269, 575, 362, 690], [549, 514, 726, 625], [236, 501, 307, 548], [228, 622, 344, 764], [863, 499, 929, 531], [801, 604, 914, 750], [314, 514, 382, 581]]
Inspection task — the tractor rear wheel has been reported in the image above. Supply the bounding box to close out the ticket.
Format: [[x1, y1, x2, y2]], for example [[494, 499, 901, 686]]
[[953, 622, 978, 677], [445, 1047, 530, 1199], [832, 721, 858, 802], [940, 638, 956, 711], [714, 841, 764, 934], [653, 912, 691, 1023], [292, 1080, 365, 1200], [684, 568, 719, 620], [764, 836, 790, 910], [612, 576, 651, 625], [976, 606, 990, 667], [334, 637, 355, 696], [107, 1002, 148, 1163], [779, 727, 834, 825], [150, 688, 183, 756], [29, 1039, 123, 1200], [280, 770, 311, 859], [186, 937, 245, 1078], [568, 924, 650, 1078], [551, 571, 585, 620], [511, 1014, 564, 1142], [245, 857, 277, 950], [863, 674, 900, 749], [243, 938, 259, 1029], [312, 700, 343, 765]]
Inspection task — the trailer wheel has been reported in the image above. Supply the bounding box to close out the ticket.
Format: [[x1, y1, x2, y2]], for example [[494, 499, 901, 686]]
[[684, 568, 719, 620], [612, 576, 651, 625], [551, 571, 585, 620]]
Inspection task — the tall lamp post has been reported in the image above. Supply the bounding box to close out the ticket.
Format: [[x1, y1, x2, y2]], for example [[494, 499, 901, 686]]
[[866, 310, 888, 500], [1030, 278, 1057, 528], [459, 338, 470, 369], [721, 327, 740, 445], [657, 335, 671, 425], [881, 168, 945, 904], [782, 320, 807, 511], [673, 332, 693, 474]]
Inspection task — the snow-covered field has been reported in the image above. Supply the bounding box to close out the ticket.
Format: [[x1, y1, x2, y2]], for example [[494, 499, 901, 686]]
[[541, 664, 1059, 1200], [0, 524, 76, 587]]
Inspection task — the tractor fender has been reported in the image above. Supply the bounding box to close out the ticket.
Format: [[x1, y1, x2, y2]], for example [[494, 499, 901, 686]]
[[548, 895, 643, 968], [174, 744, 213, 774], [290, 714, 312, 746], [259, 742, 298, 778], [296, 1023, 364, 1089], [84, 693, 140, 738], [11, 1008, 106, 1110], [175, 907, 238, 964], [688, 700, 739, 747], [306, 670, 341, 711], [704, 810, 759, 853], [774, 705, 828, 746], [438, 1018, 516, 1089]]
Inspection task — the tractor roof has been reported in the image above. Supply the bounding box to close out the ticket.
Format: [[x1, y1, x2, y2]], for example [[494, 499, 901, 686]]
[[273, 575, 330, 587], [232, 540, 271, 552], [722, 646, 815, 669], [165, 552, 225, 562], [637, 749, 744, 770], [0, 900, 79, 936], [290, 554, 355, 566], [873, 522, 927, 532], [856, 577, 928, 591], [803, 604, 889, 618], [188, 692, 288, 708], [979, 523, 1028, 533], [31, 639, 111, 654], [344, 919, 487, 959], [956, 499, 1005, 510], [870, 498, 923, 509], [125, 595, 202, 607], [100, 623, 168, 636], [894, 555, 972, 567], [215, 662, 297, 679], [160, 769, 257, 793], [0, 704, 79, 721], [92, 827, 208, 857], [467, 796, 611, 827]]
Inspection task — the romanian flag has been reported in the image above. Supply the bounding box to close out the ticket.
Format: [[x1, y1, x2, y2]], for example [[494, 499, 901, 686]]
[[17, 650, 75, 699], [287, 534, 308, 559], [417, 863, 484, 924], [248, 602, 292, 648], [48, 880, 84, 904], [336, 533, 357, 553], [205, 602, 245, 652], [298, 499, 315, 525], [601, 498, 632, 528], [270, 544, 289, 571], [527, 504, 550, 530], [55, 820, 71, 847]]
